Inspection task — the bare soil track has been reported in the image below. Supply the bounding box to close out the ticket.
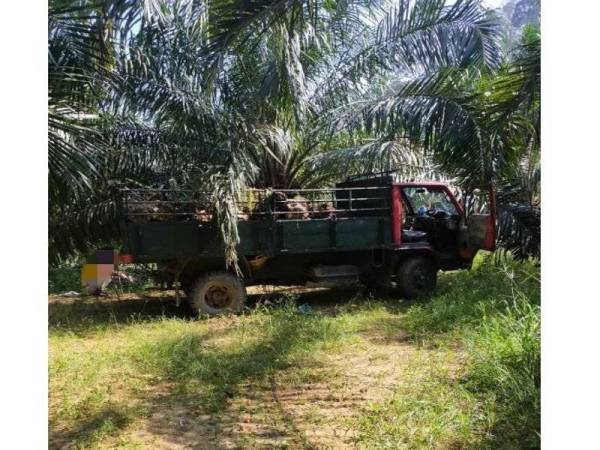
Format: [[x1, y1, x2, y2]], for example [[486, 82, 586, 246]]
[[49, 287, 451, 449]]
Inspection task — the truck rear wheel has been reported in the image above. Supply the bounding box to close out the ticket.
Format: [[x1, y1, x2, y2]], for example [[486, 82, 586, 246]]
[[190, 272, 246, 316], [396, 257, 437, 299]]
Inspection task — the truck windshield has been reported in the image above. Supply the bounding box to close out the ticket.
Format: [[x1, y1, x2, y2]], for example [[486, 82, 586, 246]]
[[402, 187, 458, 216]]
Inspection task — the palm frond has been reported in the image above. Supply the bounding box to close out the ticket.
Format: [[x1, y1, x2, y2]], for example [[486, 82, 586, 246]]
[[376, 0, 502, 70], [496, 203, 540, 258], [49, 197, 119, 264], [313, 0, 502, 109], [302, 139, 442, 186], [201, 0, 300, 78], [335, 67, 489, 185]]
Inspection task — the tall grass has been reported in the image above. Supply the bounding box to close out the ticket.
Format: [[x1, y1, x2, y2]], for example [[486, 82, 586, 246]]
[[355, 251, 541, 449]]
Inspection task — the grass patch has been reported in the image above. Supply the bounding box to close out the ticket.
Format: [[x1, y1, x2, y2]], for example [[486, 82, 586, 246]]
[[354, 350, 484, 449], [353, 252, 540, 449], [49, 255, 540, 449], [49, 295, 403, 448], [128, 302, 355, 412]]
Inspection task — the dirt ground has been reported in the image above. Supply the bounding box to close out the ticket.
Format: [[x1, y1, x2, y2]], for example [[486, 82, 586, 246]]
[[48, 287, 442, 449], [119, 344, 412, 449]]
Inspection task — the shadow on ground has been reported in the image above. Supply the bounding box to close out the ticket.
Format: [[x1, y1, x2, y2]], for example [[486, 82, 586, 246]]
[[48, 285, 409, 332], [50, 406, 136, 450], [49, 290, 195, 332], [49, 286, 414, 448]]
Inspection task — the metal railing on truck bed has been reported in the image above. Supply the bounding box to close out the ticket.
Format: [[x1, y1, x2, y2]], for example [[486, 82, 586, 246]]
[[120, 187, 391, 223]]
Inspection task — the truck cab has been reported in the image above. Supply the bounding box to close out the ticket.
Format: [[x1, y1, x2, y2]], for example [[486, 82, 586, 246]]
[[393, 182, 494, 268], [337, 176, 495, 268]]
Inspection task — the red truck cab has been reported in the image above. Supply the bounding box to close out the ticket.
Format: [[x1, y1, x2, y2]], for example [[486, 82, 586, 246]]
[[391, 182, 495, 264]]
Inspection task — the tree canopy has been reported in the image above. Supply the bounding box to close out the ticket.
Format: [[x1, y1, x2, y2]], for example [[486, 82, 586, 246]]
[[48, 0, 540, 263]]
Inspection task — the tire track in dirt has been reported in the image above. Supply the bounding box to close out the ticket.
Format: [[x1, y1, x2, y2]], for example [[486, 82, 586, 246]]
[[115, 340, 416, 449]]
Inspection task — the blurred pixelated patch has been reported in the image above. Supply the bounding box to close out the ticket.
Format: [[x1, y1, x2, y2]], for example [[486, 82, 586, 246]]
[[80, 250, 118, 294]]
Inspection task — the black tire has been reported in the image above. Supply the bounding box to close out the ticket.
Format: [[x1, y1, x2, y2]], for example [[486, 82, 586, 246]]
[[190, 272, 246, 316], [396, 257, 437, 299]]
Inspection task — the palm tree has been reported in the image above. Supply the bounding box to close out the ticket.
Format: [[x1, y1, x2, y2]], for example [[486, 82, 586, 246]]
[[336, 27, 540, 255], [51, 0, 539, 264]]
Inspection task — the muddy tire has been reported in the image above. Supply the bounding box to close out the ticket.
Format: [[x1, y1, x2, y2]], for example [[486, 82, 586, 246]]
[[190, 272, 246, 315], [396, 257, 437, 299]]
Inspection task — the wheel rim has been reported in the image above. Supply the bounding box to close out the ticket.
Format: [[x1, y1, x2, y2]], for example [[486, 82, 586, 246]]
[[204, 283, 234, 309]]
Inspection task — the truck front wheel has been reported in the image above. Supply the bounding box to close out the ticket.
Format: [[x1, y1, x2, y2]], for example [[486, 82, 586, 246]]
[[396, 257, 437, 299], [190, 272, 246, 316]]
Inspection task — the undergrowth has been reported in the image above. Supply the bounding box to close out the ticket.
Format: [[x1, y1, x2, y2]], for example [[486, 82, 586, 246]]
[[49, 251, 540, 449], [49, 262, 155, 295], [354, 251, 541, 449], [48, 263, 81, 294]]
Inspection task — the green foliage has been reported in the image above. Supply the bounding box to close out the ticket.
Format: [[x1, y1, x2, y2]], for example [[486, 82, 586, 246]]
[[49, 263, 82, 294], [463, 294, 540, 449], [50, 0, 538, 262], [355, 252, 541, 448]]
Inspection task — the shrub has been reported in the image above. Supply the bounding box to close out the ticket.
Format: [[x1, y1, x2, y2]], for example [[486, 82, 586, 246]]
[[49, 263, 81, 294], [362, 251, 541, 449]]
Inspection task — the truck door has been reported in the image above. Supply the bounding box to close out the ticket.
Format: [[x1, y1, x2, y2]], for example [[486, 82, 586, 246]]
[[457, 188, 496, 259], [458, 214, 495, 255]]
